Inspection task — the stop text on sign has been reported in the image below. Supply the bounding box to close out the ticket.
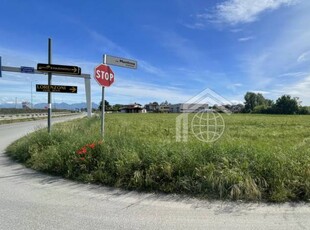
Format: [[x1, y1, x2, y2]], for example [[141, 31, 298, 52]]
[[95, 70, 114, 81], [94, 64, 114, 87]]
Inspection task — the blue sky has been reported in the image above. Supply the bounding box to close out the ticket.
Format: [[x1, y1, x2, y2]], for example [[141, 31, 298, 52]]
[[1, 0, 310, 106]]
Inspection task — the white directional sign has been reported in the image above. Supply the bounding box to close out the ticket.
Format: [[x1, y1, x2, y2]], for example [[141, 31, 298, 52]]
[[104, 54, 137, 69]]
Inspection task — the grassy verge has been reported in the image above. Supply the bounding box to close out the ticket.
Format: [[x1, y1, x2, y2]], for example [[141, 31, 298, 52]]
[[6, 114, 310, 202]]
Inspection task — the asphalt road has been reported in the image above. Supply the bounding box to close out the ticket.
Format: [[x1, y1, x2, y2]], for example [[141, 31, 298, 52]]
[[0, 116, 309, 230]]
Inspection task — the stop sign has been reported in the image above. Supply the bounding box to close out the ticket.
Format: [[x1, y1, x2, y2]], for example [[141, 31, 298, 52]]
[[94, 64, 115, 87]]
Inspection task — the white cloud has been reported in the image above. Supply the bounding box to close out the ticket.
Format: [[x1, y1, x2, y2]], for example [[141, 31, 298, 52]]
[[278, 72, 308, 77], [226, 83, 243, 91], [239, 0, 310, 91], [184, 22, 206, 30], [275, 75, 310, 105], [285, 75, 310, 94], [185, 0, 297, 30], [238, 36, 254, 42], [297, 50, 310, 62], [215, 0, 298, 25], [250, 90, 271, 95], [137, 60, 166, 76]]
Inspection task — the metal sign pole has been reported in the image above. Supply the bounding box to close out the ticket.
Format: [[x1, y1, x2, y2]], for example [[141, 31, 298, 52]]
[[101, 86, 105, 138], [47, 38, 52, 134], [96, 54, 137, 139]]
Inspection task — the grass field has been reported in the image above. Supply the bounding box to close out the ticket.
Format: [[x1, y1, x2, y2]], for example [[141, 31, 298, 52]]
[[6, 113, 310, 202]]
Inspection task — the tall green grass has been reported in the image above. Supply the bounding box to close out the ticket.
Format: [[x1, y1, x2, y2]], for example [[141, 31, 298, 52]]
[[6, 114, 310, 202]]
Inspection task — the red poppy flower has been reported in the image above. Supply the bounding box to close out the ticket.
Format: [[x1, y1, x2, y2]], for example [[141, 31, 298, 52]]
[[76, 147, 87, 155], [88, 143, 96, 149]]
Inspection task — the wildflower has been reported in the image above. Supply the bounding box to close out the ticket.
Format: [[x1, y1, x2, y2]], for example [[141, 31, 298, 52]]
[[88, 143, 96, 149], [76, 147, 87, 155]]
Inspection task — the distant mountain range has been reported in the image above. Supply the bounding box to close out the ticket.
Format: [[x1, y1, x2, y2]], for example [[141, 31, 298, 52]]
[[0, 102, 99, 110]]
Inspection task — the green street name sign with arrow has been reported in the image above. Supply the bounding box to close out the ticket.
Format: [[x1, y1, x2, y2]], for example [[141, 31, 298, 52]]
[[36, 84, 78, 93], [37, 63, 81, 75]]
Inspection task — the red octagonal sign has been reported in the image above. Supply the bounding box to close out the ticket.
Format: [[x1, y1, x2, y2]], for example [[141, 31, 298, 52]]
[[94, 64, 115, 87]]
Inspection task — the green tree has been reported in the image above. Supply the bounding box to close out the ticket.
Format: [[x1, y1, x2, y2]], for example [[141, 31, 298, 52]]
[[253, 105, 268, 114], [112, 104, 122, 111], [298, 106, 310, 115], [244, 92, 269, 112], [274, 95, 299, 114], [265, 99, 274, 107], [98, 100, 111, 111]]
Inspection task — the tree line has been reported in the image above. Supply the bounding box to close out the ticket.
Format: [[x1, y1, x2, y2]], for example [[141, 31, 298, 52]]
[[98, 93, 310, 115], [244, 92, 310, 114], [98, 100, 122, 111]]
